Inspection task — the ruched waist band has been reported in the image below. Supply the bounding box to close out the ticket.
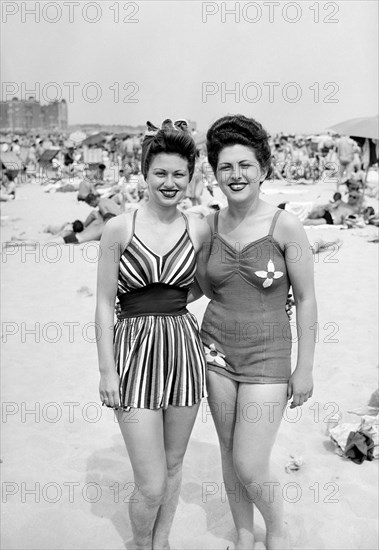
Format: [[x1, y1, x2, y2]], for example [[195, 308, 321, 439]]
[[118, 283, 189, 317]]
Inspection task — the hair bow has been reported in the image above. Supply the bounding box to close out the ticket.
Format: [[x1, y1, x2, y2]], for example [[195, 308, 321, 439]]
[[145, 119, 190, 137], [141, 119, 191, 179]]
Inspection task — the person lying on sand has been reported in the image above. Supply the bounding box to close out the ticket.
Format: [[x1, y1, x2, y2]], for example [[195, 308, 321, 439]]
[[77, 178, 97, 201], [43, 220, 84, 236], [343, 206, 379, 229], [1, 174, 16, 201], [277, 201, 343, 253], [302, 192, 362, 226], [7, 220, 85, 245], [7, 194, 121, 247], [60, 193, 121, 243]]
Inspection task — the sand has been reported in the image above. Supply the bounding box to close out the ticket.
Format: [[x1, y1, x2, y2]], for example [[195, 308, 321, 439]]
[[1, 179, 378, 550]]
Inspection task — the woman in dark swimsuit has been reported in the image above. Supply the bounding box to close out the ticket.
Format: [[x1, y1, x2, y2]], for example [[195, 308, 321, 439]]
[[196, 115, 317, 550]]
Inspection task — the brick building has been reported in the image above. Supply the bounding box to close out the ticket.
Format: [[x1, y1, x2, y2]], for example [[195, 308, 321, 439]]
[[0, 97, 68, 132]]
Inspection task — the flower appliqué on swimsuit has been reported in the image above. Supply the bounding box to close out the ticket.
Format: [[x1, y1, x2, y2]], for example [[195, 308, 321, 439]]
[[204, 344, 226, 367], [255, 259, 283, 288]]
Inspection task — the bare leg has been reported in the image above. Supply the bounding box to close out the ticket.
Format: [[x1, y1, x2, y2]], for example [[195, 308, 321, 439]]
[[116, 408, 167, 550], [207, 371, 255, 550], [234, 384, 290, 550], [152, 402, 201, 549]]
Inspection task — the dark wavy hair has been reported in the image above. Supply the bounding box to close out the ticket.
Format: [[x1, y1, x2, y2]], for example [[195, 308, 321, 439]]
[[141, 129, 197, 181], [206, 115, 273, 182]]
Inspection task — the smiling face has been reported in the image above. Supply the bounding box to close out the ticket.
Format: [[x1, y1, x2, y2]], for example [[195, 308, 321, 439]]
[[216, 144, 266, 203], [146, 153, 190, 206]]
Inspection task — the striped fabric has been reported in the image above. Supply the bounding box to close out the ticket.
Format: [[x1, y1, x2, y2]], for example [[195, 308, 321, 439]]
[[114, 210, 207, 410], [117, 230, 197, 294]]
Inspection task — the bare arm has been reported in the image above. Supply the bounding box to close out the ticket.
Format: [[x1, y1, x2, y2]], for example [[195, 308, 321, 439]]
[[187, 214, 214, 301], [83, 209, 97, 227], [95, 216, 128, 408], [280, 212, 318, 407], [187, 278, 204, 304]]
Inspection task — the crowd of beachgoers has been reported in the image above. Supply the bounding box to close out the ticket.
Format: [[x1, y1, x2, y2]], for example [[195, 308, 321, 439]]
[[1, 129, 378, 244]]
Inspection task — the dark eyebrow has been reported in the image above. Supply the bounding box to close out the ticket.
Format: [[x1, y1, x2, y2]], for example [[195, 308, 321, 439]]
[[219, 160, 253, 165]]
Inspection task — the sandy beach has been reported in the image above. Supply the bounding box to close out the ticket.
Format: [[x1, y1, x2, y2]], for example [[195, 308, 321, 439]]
[[1, 179, 378, 550]]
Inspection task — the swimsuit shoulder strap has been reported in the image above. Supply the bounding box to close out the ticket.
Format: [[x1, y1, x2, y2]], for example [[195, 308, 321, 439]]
[[131, 208, 138, 235], [180, 211, 190, 232], [207, 210, 219, 239], [268, 209, 282, 237], [180, 211, 197, 251], [121, 208, 138, 253], [213, 210, 220, 234]]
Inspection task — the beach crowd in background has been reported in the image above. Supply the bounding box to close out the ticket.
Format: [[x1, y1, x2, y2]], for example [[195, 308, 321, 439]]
[[1, 127, 378, 239]]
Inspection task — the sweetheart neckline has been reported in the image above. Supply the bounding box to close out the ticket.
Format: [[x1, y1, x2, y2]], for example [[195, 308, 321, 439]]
[[215, 233, 283, 254]]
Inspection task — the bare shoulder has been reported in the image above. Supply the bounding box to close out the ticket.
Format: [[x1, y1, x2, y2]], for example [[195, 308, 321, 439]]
[[275, 209, 308, 246], [100, 211, 134, 250], [205, 211, 217, 228]]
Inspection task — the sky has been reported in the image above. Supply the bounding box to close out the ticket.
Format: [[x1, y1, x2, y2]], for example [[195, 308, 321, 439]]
[[1, 0, 378, 134]]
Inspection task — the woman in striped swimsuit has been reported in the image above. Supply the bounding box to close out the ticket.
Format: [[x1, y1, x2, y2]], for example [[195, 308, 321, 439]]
[[95, 120, 210, 550]]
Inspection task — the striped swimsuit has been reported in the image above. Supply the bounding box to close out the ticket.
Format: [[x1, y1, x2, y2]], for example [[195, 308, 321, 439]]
[[114, 209, 207, 410]]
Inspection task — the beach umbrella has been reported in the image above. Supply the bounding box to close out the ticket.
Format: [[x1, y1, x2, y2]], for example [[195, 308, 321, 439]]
[[0, 151, 23, 174], [112, 132, 129, 140], [69, 130, 87, 145], [38, 149, 60, 167], [328, 115, 378, 140], [82, 132, 107, 147]]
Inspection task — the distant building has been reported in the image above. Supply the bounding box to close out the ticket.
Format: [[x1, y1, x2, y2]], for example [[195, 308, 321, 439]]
[[41, 100, 68, 131], [0, 97, 68, 132]]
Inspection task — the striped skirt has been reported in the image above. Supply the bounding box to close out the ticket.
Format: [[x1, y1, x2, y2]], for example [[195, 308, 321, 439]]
[[113, 312, 207, 410]]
